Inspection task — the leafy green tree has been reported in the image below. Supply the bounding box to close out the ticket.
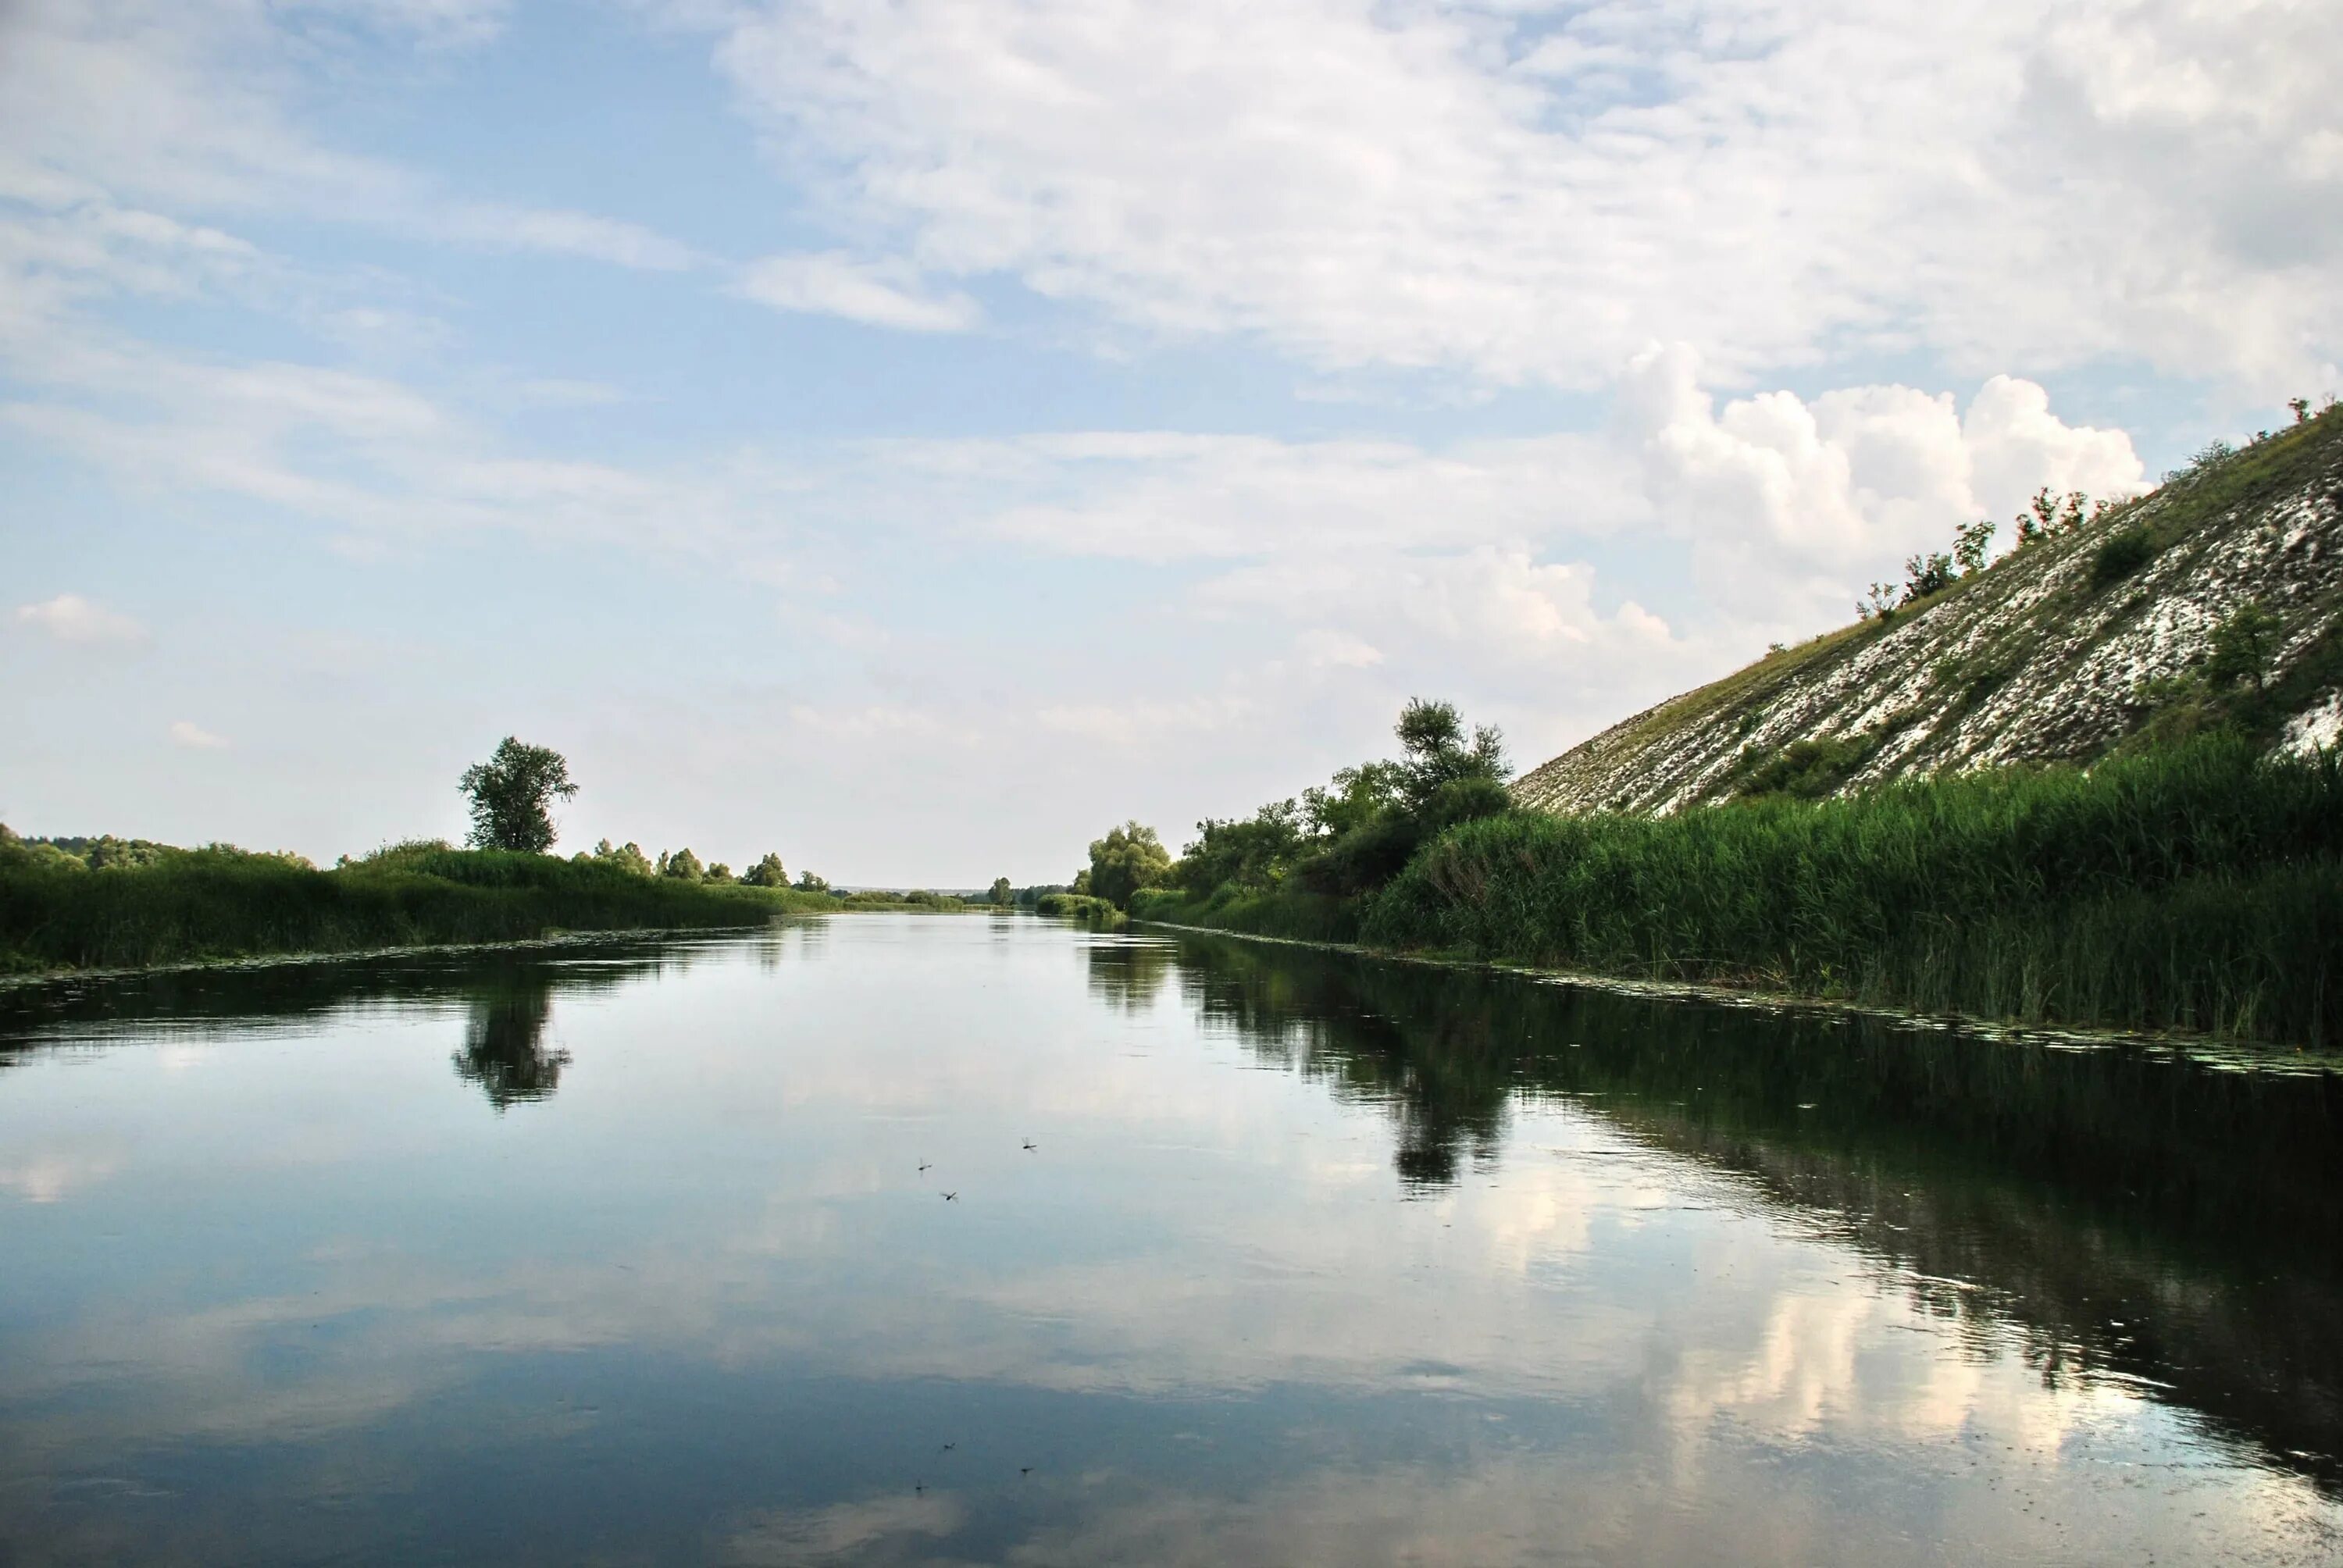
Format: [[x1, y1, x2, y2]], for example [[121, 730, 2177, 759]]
[[1952, 519, 1996, 575], [990, 876, 1013, 906], [796, 869, 830, 893], [1086, 821, 1172, 908], [1179, 800, 1305, 893], [458, 737, 578, 853], [1394, 698, 1507, 811], [1901, 550, 1956, 604], [704, 861, 733, 883], [1301, 761, 1406, 837], [743, 853, 789, 887], [588, 839, 655, 876], [2013, 486, 2065, 547], [658, 847, 704, 882], [2206, 602, 2281, 690]]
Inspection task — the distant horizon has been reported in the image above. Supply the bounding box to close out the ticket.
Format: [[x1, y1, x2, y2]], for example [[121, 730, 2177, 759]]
[[6, 0, 2336, 884]]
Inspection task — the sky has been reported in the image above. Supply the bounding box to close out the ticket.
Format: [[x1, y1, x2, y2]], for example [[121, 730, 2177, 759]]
[[2, 0, 2338, 886]]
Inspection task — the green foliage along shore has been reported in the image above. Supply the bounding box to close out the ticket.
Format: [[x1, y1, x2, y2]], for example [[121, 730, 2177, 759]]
[[1138, 733, 2343, 1049], [0, 836, 840, 976]]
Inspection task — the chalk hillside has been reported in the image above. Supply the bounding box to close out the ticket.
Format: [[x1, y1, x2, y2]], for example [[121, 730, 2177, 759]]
[[1514, 406, 2343, 817]]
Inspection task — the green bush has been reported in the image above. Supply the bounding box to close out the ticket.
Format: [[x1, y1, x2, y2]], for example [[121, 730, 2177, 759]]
[[2091, 526, 2158, 587], [1036, 891, 1127, 927], [1731, 735, 1880, 800]]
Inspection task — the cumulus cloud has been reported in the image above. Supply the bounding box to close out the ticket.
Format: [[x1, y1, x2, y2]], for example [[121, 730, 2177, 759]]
[[15, 592, 148, 647], [736, 252, 982, 333], [1959, 376, 2151, 522], [1621, 345, 2146, 621], [690, 0, 2341, 393], [169, 719, 229, 750]]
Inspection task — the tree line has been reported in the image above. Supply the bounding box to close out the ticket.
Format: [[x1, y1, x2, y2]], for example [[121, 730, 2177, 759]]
[[458, 736, 817, 890], [1065, 698, 1515, 911]]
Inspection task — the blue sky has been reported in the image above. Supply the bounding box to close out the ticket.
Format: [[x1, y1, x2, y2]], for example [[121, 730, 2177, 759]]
[[3, 0, 2337, 884]]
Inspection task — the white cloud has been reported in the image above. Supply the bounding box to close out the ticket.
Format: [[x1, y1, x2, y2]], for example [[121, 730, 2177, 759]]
[[1036, 693, 1262, 747], [0, 1, 694, 272], [14, 592, 148, 647], [2, 293, 2145, 773], [1621, 344, 2146, 621], [515, 378, 626, 408], [437, 203, 697, 272], [690, 0, 2341, 393], [1296, 629, 1383, 669], [1960, 375, 2151, 522], [169, 719, 230, 750], [736, 252, 982, 333], [284, 0, 513, 52], [982, 430, 1632, 563]]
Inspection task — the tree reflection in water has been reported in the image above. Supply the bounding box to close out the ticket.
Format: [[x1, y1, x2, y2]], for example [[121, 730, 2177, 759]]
[[1174, 928, 2343, 1499], [1085, 935, 1176, 1013], [0, 939, 690, 1112], [452, 985, 568, 1109]]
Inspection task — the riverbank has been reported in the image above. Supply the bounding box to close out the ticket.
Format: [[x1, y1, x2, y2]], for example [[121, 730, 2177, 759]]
[[1135, 735, 2343, 1049], [0, 844, 863, 976], [1135, 918, 2340, 1070]]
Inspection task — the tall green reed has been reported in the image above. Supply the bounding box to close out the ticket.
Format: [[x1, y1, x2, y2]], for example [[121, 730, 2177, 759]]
[[1357, 735, 2340, 1045]]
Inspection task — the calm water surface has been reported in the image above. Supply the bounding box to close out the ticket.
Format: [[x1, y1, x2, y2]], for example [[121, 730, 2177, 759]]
[[2, 914, 2340, 1565]]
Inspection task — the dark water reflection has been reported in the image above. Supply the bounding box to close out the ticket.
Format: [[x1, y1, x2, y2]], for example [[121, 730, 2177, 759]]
[[1, 918, 2338, 1565]]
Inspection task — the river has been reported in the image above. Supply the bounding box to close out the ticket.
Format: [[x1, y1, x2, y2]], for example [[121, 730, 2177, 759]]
[[2, 914, 2338, 1564]]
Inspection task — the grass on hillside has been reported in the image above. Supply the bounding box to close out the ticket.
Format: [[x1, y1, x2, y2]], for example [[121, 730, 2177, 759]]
[[0, 844, 841, 976]]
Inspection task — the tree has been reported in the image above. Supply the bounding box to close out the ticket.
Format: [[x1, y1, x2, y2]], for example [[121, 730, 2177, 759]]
[[459, 737, 577, 853], [1393, 698, 1507, 811], [990, 876, 1013, 906], [704, 861, 733, 883], [1179, 800, 1304, 894], [1901, 550, 1956, 604], [1086, 821, 1172, 907], [796, 869, 830, 893], [2206, 602, 2281, 691], [588, 839, 654, 876], [1952, 518, 1996, 576], [743, 853, 789, 887], [1301, 761, 1406, 837], [658, 847, 704, 882]]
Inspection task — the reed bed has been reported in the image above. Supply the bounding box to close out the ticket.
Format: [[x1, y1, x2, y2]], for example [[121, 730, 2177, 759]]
[[1169, 736, 2339, 1047], [0, 849, 832, 975]]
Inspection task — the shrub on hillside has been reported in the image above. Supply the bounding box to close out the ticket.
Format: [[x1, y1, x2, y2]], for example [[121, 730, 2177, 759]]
[[2092, 526, 2158, 587]]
